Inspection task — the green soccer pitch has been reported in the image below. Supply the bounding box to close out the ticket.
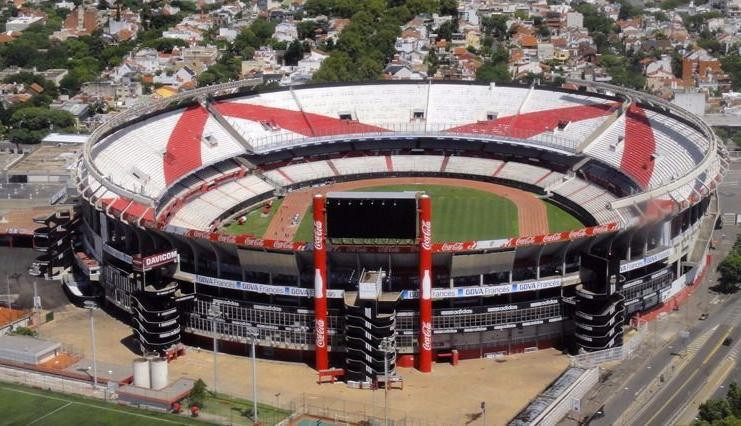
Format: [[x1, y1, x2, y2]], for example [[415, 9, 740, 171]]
[[292, 184, 582, 242], [0, 382, 206, 426]]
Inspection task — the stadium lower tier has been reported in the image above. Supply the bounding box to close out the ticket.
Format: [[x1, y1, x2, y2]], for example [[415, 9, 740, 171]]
[[53, 188, 717, 377]]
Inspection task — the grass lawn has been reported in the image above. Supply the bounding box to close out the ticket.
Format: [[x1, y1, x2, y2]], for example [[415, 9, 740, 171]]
[[545, 202, 584, 233], [199, 393, 291, 426], [0, 382, 207, 425], [221, 199, 283, 236], [293, 184, 520, 242]]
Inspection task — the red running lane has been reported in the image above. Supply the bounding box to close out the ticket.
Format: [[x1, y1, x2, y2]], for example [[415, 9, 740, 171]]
[[447, 102, 619, 138], [164, 106, 210, 185], [214, 102, 389, 136], [621, 105, 655, 189]]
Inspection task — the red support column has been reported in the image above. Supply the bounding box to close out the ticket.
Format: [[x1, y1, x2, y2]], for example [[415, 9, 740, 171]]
[[418, 194, 433, 373], [312, 194, 329, 371]]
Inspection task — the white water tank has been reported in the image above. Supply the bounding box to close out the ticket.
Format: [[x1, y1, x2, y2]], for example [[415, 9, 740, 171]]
[[132, 358, 150, 389], [149, 357, 168, 390]]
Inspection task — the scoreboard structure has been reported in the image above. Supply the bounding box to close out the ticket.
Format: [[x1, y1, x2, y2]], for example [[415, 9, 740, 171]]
[[312, 192, 434, 373]]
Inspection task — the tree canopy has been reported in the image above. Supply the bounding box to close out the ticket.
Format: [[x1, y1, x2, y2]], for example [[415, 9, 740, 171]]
[[6, 107, 76, 144], [717, 235, 741, 294]]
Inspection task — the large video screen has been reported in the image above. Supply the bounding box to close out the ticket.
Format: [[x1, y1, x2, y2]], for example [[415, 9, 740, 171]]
[[326, 193, 417, 240]]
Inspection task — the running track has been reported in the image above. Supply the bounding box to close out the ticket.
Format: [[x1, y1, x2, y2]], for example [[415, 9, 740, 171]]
[[263, 177, 549, 241]]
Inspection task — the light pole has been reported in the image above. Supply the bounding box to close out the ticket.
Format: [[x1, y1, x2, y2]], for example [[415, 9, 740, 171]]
[[245, 327, 259, 423], [84, 301, 98, 390], [5, 273, 10, 309], [6, 272, 20, 309], [379, 336, 396, 426], [208, 305, 222, 395]]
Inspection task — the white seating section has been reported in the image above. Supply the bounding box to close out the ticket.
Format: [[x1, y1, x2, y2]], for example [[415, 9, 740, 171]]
[[263, 160, 336, 185], [93, 110, 181, 197], [168, 174, 274, 231], [85, 84, 719, 234], [550, 177, 621, 224], [552, 116, 611, 143], [94, 109, 247, 199], [644, 110, 703, 188], [200, 116, 251, 165], [294, 85, 429, 126], [222, 115, 302, 150], [445, 156, 503, 175], [521, 91, 611, 114], [496, 162, 551, 185], [583, 114, 626, 171], [390, 155, 443, 172], [426, 85, 525, 126], [582, 107, 711, 190], [161, 154, 627, 231], [229, 90, 300, 111], [331, 156, 388, 175]]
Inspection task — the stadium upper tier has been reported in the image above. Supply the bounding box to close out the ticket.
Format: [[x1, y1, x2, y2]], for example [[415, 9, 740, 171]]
[[78, 80, 727, 245]]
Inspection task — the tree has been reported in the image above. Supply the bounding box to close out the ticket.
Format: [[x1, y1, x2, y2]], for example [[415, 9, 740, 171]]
[[8, 107, 76, 144], [476, 62, 511, 83], [717, 250, 741, 293], [189, 378, 208, 408], [617, 0, 641, 20], [284, 40, 305, 66], [728, 383, 741, 417], [426, 49, 439, 76], [722, 54, 741, 91], [3, 72, 59, 100], [11, 326, 37, 337], [436, 20, 457, 42], [143, 37, 188, 53], [481, 15, 508, 39], [698, 398, 733, 423], [297, 20, 324, 40], [440, 0, 458, 15], [312, 51, 354, 82]]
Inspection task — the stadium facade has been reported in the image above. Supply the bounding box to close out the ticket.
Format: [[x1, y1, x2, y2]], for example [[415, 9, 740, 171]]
[[34, 80, 728, 383]]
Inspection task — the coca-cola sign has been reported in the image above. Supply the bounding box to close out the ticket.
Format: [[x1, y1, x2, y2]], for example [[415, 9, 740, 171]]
[[568, 228, 589, 240], [315, 319, 326, 348], [313, 220, 324, 250], [440, 242, 465, 251], [514, 235, 537, 246], [420, 220, 432, 251], [421, 320, 432, 351], [542, 232, 565, 243], [271, 240, 294, 250]]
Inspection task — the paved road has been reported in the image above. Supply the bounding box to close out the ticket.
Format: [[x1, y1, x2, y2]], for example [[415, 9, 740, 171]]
[[0, 247, 68, 310], [589, 293, 740, 425], [630, 322, 738, 425]]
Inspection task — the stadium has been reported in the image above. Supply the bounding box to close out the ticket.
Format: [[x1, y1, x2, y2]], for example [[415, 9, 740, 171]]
[[35, 79, 727, 384]]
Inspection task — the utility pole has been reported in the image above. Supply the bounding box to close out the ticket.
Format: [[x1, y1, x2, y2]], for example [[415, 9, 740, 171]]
[[379, 336, 396, 426], [208, 305, 221, 395], [246, 327, 259, 423], [5, 273, 10, 309], [84, 301, 98, 390]]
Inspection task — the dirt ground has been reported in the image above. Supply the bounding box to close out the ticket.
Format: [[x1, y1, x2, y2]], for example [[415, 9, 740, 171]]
[[37, 305, 568, 425], [264, 177, 549, 241]]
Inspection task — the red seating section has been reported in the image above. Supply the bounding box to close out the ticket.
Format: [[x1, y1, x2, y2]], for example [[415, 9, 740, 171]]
[[446, 102, 619, 138], [214, 102, 389, 136], [164, 106, 210, 185], [621, 105, 655, 189]]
